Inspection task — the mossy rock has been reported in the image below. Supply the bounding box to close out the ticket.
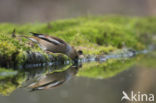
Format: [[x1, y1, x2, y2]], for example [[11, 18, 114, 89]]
[[0, 16, 155, 67]]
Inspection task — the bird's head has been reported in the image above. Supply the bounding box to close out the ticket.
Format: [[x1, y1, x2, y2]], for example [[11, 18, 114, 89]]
[[68, 46, 83, 62]]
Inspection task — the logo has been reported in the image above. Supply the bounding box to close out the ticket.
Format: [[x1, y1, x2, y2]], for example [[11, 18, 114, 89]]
[[121, 91, 155, 102]]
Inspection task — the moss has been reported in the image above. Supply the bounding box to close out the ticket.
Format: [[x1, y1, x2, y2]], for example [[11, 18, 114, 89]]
[[0, 42, 17, 57], [0, 68, 17, 79], [0, 74, 26, 96], [0, 63, 73, 96], [137, 51, 156, 69], [15, 51, 27, 65], [0, 16, 155, 67], [0, 16, 155, 95], [77, 58, 137, 79], [0, 68, 26, 96]]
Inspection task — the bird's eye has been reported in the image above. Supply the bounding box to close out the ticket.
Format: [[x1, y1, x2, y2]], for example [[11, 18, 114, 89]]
[[78, 50, 83, 55]]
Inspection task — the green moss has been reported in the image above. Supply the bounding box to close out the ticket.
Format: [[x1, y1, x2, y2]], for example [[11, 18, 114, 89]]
[[0, 42, 17, 57], [0, 68, 26, 96], [0, 63, 72, 96], [0, 16, 155, 95], [0, 68, 17, 79], [0, 16, 155, 67], [137, 51, 156, 69], [77, 58, 136, 79]]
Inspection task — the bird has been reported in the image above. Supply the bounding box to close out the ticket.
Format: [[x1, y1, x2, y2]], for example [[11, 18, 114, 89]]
[[26, 32, 83, 61], [27, 64, 81, 91]]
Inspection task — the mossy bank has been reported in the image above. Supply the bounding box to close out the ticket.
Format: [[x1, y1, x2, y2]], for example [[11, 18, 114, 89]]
[[0, 15, 156, 67]]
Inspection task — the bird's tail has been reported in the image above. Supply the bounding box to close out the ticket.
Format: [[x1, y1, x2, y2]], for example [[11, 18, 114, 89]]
[[17, 35, 38, 43], [29, 32, 43, 37]]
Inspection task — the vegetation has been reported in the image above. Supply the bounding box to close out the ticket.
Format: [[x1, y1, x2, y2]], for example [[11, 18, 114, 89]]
[[0, 68, 26, 96], [77, 49, 144, 79], [137, 51, 156, 69], [0, 16, 155, 95], [77, 59, 135, 79], [0, 63, 73, 96], [0, 16, 155, 58]]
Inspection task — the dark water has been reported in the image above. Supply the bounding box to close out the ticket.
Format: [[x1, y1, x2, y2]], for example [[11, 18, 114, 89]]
[[0, 49, 156, 103], [0, 66, 156, 103]]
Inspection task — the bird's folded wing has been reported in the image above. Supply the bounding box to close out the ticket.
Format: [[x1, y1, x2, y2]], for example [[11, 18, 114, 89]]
[[30, 32, 65, 45]]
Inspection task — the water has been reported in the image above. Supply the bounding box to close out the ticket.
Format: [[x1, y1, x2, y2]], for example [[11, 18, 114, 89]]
[[0, 66, 156, 103], [0, 49, 155, 103]]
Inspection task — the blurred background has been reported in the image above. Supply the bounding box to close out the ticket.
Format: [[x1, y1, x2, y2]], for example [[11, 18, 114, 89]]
[[0, 0, 156, 23]]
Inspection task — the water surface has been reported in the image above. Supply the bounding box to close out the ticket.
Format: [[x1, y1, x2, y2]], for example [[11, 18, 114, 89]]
[[0, 50, 155, 103]]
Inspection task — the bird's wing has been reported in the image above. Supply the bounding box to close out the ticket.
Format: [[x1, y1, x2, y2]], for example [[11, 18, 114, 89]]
[[30, 32, 65, 45], [32, 80, 65, 91]]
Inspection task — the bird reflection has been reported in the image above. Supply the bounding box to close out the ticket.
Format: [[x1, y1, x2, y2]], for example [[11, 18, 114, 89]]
[[27, 63, 82, 91]]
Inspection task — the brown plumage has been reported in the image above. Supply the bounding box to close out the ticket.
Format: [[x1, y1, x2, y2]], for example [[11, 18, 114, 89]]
[[28, 32, 82, 60], [28, 64, 81, 91]]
